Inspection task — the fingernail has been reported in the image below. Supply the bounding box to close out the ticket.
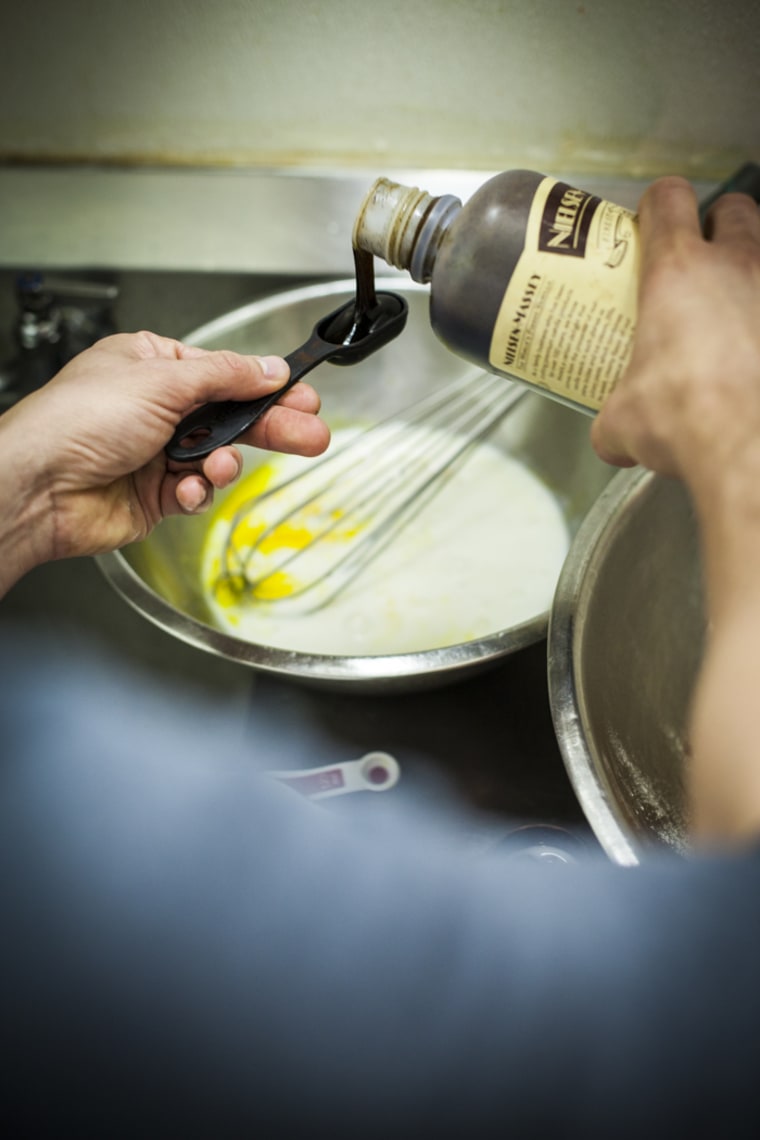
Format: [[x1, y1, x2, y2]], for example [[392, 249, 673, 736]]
[[224, 454, 243, 485], [184, 483, 209, 513], [256, 354, 288, 380]]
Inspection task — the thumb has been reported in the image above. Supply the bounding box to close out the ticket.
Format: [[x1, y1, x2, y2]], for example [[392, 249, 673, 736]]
[[173, 345, 291, 405]]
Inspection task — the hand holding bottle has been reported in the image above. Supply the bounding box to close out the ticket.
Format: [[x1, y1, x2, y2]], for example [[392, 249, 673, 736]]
[[591, 175, 760, 487], [591, 175, 760, 843]]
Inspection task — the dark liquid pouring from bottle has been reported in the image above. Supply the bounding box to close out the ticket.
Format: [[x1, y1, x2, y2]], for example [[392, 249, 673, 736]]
[[165, 245, 408, 461], [321, 248, 401, 346]]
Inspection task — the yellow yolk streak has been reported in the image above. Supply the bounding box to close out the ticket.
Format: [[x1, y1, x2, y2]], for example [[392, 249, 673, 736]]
[[199, 426, 571, 655]]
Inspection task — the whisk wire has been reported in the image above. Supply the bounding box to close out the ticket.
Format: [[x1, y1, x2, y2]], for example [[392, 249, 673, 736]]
[[221, 371, 527, 612], [223, 372, 493, 581]]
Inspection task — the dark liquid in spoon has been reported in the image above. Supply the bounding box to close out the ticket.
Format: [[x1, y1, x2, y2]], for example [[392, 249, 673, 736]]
[[322, 248, 401, 346]]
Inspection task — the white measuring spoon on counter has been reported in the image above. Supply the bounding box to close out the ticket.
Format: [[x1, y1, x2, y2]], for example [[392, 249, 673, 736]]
[[267, 751, 400, 801]]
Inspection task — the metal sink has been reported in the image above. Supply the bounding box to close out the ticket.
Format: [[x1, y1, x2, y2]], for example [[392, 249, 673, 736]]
[[2, 163, 651, 851]]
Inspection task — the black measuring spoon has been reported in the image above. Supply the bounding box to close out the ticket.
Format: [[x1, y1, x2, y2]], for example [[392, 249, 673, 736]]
[[165, 290, 408, 462]]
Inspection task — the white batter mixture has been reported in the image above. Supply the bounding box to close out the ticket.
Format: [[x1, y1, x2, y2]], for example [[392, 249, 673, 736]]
[[200, 425, 570, 656]]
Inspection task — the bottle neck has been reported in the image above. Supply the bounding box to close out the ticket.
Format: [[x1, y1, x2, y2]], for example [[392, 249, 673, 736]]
[[352, 179, 462, 284]]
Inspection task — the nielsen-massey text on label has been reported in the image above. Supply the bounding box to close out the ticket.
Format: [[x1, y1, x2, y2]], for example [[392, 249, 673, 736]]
[[489, 178, 640, 411]]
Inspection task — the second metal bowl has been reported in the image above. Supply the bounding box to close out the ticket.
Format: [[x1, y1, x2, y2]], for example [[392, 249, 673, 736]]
[[548, 468, 705, 863]]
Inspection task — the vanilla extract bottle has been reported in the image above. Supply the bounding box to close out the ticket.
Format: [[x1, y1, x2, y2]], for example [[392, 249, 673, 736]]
[[351, 171, 641, 414]]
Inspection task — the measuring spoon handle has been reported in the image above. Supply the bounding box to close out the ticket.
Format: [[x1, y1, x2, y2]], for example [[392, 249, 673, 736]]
[[165, 332, 335, 462]]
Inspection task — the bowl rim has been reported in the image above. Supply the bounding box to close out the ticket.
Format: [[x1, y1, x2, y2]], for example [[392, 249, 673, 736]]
[[182, 274, 429, 347], [97, 546, 548, 690], [547, 464, 657, 865]]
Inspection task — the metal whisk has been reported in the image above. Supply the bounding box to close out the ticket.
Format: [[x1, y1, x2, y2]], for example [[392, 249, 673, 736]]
[[218, 371, 527, 613]]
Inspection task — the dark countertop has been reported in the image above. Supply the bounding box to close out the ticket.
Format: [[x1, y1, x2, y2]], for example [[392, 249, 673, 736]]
[[1, 553, 595, 854]]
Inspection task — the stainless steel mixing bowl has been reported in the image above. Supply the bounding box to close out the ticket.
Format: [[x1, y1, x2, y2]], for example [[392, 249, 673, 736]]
[[98, 279, 613, 692], [548, 468, 706, 863]]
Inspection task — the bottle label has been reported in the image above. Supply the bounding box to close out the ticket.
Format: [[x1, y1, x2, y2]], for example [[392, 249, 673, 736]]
[[488, 177, 639, 410]]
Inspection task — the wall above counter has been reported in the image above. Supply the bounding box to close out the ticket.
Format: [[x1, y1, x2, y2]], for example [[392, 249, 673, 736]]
[[1, 1, 758, 179], [1, 0, 754, 273]]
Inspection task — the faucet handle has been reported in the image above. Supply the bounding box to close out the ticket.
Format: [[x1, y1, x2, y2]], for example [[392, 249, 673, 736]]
[[15, 271, 119, 338], [15, 273, 60, 351], [24, 274, 119, 303], [5, 271, 120, 398]]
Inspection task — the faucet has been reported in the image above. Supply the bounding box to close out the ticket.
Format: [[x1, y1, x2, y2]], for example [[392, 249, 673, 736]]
[[0, 272, 119, 406]]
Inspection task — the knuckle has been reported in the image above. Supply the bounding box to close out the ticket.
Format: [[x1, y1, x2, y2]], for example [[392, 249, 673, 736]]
[[714, 191, 757, 222], [213, 349, 248, 378], [212, 350, 270, 392], [131, 329, 166, 355], [641, 175, 692, 213]]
